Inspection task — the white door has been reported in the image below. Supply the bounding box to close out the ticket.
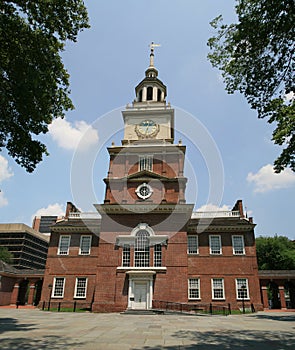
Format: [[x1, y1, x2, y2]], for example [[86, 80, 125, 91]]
[[133, 282, 147, 309]]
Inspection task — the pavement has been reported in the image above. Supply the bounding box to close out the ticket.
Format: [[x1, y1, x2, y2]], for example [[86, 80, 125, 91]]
[[0, 308, 294, 349]]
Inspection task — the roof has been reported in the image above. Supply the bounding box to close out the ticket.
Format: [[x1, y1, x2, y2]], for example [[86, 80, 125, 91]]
[[0, 223, 50, 242], [258, 270, 295, 279], [0, 260, 44, 277]]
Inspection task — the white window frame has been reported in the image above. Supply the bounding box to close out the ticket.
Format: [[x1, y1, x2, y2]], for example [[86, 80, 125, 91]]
[[187, 235, 198, 254], [209, 235, 222, 255], [122, 244, 130, 267], [79, 235, 92, 255], [153, 244, 162, 267], [58, 235, 71, 255], [139, 155, 153, 172], [236, 278, 249, 300], [211, 278, 225, 300], [188, 278, 201, 300], [74, 277, 88, 299], [52, 277, 65, 298], [232, 235, 245, 255]]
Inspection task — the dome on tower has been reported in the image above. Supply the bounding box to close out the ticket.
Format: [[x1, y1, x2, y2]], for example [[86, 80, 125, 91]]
[[134, 43, 167, 105]]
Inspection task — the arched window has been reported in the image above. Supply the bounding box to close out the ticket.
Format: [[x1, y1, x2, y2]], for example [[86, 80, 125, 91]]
[[157, 88, 162, 101], [138, 89, 143, 102], [134, 230, 150, 267], [147, 86, 153, 101]]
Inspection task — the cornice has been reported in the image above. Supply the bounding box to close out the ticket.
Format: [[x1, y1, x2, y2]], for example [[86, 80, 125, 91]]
[[95, 203, 194, 215]]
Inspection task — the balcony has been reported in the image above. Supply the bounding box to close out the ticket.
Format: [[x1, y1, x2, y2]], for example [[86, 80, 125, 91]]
[[191, 211, 240, 219], [68, 212, 101, 220]]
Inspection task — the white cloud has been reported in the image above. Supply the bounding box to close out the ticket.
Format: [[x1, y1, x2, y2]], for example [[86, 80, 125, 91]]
[[0, 155, 14, 183], [0, 191, 8, 208], [247, 164, 295, 193], [32, 203, 65, 221], [196, 203, 231, 212], [49, 118, 99, 151]]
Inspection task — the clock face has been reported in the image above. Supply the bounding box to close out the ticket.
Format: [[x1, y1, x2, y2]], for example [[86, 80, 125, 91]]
[[135, 120, 159, 138]]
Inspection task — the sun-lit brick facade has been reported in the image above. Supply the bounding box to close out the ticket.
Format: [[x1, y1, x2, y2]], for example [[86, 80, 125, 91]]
[[40, 47, 263, 312]]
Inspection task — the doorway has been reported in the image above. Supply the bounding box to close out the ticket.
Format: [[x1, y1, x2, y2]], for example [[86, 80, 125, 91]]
[[133, 282, 148, 309]]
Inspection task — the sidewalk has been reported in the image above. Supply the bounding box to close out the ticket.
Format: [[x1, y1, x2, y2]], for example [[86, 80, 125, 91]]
[[0, 308, 294, 349]]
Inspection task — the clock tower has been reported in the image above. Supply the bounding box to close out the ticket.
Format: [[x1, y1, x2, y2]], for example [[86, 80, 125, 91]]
[[122, 43, 174, 144], [93, 44, 194, 311]]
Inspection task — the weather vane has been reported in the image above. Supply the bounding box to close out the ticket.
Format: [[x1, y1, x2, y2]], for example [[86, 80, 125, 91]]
[[149, 42, 161, 67]]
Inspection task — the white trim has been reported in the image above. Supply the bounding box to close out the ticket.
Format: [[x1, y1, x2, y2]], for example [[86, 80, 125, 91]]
[[211, 278, 225, 300], [187, 235, 199, 254], [232, 235, 245, 255], [188, 278, 201, 300], [52, 277, 65, 298], [118, 266, 166, 271], [235, 278, 250, 300], [209, 235, 222, 255], [79, 235, 92, 255], [57, 235, 70, 255], [74, 277, 88, 299]]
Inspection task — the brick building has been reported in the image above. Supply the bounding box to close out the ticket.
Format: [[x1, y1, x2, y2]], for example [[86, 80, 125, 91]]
[[40, 47, 263, 312]]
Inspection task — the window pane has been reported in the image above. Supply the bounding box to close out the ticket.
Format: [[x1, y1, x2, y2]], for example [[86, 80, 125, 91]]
[[189, 278, 200, 299], [232, 236, 245, 255], [75, 277, 87, 298], [58, 236, 70, 255], [188, 235, 198, 254], [236, 278, 249, 299], [210, 236, 221, 254], [134, 230, 150, 267], [53, 278, 65, 297], [154, 244, 162, 267], [122, 245, 130, 267], [212, 278, 224, 299], [80, 236, 91, 255]]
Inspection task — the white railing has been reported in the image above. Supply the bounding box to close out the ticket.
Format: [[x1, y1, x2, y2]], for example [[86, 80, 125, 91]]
[[68, 212, 101, 219], [191, 211, 240, 219]]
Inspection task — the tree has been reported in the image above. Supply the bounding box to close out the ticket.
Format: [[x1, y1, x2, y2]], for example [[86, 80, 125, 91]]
[[207, 0, 295, 172], [0, 1, 90, 172], [256, 235, 295, 270], [0, 246, 13, 264]]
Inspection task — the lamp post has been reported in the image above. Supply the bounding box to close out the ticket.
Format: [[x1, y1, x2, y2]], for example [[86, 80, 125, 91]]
[[48, 283, 53, 311], [241, 285, 246, 314]]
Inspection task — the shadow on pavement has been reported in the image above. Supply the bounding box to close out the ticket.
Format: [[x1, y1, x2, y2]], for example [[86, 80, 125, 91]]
[[251, 314, 295, 322], [0, 318, 36, 334], [0, 336, 84, 350], [133, 329, 295, 350]]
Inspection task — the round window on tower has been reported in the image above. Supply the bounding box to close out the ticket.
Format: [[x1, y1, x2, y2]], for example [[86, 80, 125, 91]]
[[135, 183, 153, 200]]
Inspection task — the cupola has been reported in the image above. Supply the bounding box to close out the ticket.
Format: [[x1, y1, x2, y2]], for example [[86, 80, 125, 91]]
[[134, 43, 167, 105]]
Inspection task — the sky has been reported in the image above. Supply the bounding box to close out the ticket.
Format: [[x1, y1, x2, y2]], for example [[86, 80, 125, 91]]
[[0, 0, 294, 239]]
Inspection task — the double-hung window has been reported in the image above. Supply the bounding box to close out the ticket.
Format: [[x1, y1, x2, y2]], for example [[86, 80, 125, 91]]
[[188, 278, 200, 299], [52, 277, 65, 298], [187, 235, 198, 254], [154, 244, 162, 267], [134, 230, 150, 267], [236, 278, 249, 300], [79, 235, 92, 255], [212, 278, 225, 300], [58, 235, 70, 255], [232, 235, 245, 255], [209, 235, 222, 255], [122, 245, 130, 267], [74, 277, 88, 298]]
